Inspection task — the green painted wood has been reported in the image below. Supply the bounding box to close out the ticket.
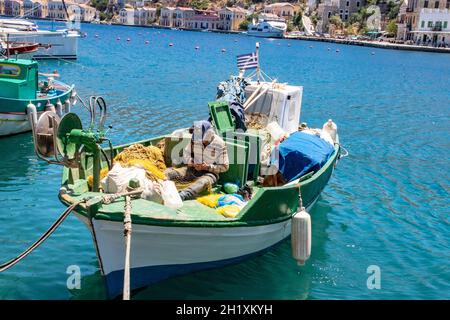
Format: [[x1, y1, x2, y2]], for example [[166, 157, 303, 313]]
[[0, 58, 73, 113]]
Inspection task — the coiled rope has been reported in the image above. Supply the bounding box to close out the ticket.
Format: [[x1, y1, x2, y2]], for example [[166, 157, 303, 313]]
[[0, 200, 85, 272]]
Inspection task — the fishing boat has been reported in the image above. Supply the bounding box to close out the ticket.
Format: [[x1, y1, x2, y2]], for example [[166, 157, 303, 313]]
[[0, 58, 76, 136], [1, 45, 345, 299]]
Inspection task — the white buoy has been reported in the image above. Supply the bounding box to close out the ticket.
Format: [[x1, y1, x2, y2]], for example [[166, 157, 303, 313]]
[[70, 90, 77, 106], [291, 207, 311, 266], [64, 100, 71, 113], [55, 100, 63, 117]]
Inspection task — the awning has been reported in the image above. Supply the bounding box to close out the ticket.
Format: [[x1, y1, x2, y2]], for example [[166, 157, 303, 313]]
[[410, 30, 450, 34]]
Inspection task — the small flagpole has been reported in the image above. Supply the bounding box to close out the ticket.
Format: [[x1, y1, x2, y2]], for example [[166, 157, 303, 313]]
[[256, 42, 260, 83]]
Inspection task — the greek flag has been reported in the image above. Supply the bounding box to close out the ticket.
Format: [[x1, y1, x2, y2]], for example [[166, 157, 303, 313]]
[[237, 52, 258, 70]]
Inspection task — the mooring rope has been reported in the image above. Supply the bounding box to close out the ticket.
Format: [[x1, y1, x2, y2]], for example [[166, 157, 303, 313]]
[[0, 200, 85, 272], [122, 195, 132, 300]]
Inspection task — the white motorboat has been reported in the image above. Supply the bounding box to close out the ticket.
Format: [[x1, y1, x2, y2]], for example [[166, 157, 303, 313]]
[[0, 19, 79, 59], [247, 14, 287, 38]]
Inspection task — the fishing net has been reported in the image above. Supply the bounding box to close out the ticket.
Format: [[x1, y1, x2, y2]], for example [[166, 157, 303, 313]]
[[246, 112, 269, 129], [87, 168, 109, 189], [114, 144, 167, 181]]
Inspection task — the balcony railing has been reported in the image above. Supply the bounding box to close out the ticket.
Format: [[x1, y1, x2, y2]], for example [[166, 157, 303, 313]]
[[432, 25, 442, 31]]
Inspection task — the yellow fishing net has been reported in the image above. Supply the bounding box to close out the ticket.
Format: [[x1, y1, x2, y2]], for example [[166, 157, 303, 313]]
[[87, 168, 109, 189], [87, 143, 167, 188], [114, 144, 167, 181]]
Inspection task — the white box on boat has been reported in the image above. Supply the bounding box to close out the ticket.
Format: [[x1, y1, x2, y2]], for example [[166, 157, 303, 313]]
[[245, 82, 303, 134]]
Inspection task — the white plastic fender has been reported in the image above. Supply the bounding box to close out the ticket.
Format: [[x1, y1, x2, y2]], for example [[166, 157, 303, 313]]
[[27, 102, 38, 128], [64, 100, 71, 113], [322, 119, 337, 144], [55, 100, 63, 117], [291, 208, 311, 266]]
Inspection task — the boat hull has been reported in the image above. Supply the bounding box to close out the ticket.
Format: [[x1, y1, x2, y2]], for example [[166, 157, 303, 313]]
[[0, 86, 74, 136], [75, 213, 297, 298], [7, 31, 79, 59], [247, 31, 284, 38], [0, 112, 31, 136]]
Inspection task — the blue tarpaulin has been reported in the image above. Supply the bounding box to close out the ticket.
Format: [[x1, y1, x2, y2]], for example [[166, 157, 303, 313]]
[[272, 131, 335, 182]]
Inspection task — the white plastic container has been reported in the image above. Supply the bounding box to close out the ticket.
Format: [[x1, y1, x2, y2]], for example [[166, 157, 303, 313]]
[[266, 121, 288, 143], [322, 119, 337, 143], [161, 180, 183, 209]]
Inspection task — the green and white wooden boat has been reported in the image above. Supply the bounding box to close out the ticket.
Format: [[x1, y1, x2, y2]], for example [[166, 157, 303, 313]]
[[0, 58, 76, 136], [24, 74, 343, 298]]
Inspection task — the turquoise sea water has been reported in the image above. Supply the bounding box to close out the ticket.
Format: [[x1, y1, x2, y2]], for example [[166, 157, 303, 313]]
[[0, 22, 449, 300]]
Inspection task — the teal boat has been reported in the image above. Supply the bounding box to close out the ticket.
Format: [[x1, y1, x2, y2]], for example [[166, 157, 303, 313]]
[[0, 58, 76, 136]]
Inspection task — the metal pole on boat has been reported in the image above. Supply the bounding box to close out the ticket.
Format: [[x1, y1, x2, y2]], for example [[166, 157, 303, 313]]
[[123, 193, 132, 300], [256, 42, 260, 83], [6, 33, 10, 59]]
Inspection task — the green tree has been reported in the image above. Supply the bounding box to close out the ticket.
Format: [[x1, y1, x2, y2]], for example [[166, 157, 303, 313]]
[[329, 15, 343, 28], [293, 11, 303, 28], [91, 0, 109, 12], [239, 13, 257, 30], [387, 1, 400, 20], [189, 0, 210, 10], [385, 19, 397, 35]]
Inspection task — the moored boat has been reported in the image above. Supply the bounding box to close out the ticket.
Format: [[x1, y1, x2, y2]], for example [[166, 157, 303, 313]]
[[0, 58, 76, 136], [247, 14, 287, 38], [2, 46, 345, 299], [0, 19, 80, 59]]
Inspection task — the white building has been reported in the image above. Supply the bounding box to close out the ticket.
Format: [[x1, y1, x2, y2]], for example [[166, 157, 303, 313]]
[[414, 8, 450, 45], [160, 7, 175, 27], [173, 7, 195, 28], [119, 7, 134, 25], [134, 7, 156, 25]]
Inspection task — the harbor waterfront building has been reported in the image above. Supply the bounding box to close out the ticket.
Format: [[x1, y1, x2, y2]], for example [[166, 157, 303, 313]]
[[22, 0, 46, 18], [159, 6, 248, 31], [397, 0, 450, 46], [173, 7, 195, 28], [218, 6, 248, 31], [0, 0, 97, 21], [263, 2, 295, 21], [185, 9, 220, 31], [160, 6, 175, 27], [134, 7, 156, 25], [3, 0, 22, 16], [317, 0, 366, 33], [119, 7, 134, 25]]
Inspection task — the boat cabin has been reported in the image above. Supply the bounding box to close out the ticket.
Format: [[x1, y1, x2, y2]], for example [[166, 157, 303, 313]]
[[0, 59, 38, 100]]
